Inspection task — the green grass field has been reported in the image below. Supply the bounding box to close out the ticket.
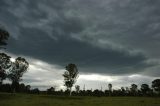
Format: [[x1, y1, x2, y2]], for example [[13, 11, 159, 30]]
[[0, 93, 160, 106]]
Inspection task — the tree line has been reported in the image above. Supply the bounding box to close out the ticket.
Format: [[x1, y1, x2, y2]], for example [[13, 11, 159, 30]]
[[46, 79, 160, 97]]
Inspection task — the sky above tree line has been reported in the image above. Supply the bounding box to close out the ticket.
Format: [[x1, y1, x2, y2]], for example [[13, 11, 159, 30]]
[[0, 0, 160, 90]]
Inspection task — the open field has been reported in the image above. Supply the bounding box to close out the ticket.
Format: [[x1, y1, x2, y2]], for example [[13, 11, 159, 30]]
[[0, 93, 160, 106]]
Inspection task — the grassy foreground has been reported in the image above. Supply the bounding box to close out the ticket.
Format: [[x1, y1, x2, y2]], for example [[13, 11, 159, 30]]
[[0, 93, 160, 106]]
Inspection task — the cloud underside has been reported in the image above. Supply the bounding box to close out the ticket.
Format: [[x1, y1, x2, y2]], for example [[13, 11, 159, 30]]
[[0, 0, 160, 79]]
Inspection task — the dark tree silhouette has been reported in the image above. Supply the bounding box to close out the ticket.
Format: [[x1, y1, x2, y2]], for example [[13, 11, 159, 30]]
[[108, 83, 112, 96], [108, 83, 112, 91], [25, 85, 31, 92], [141, 84, 150, 95], [152, 79, 160, 94], [131, 84, 138, 91], [30, 88, 40, 94], [47, 87, 55, 95], [0, 26, 10, 84], [0, 67, 5, 85], [0, 53, 11, 85], [130, 84, 138, 96], [0, 27, 9, 48], [8, 57, 29, 92], [121, 87, 125, 96], [93, 89, 103, 97], [19, 83, 25, 92], [63, 63, 79, 96], [75, 85, 80, 93]]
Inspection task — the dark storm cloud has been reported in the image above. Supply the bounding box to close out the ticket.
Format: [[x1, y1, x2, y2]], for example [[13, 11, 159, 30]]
[[0, 0, 160, 76], [7, 31, 152, 74]]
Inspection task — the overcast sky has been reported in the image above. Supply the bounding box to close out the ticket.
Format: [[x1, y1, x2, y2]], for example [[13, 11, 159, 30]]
[[0, 0, 160, 90]]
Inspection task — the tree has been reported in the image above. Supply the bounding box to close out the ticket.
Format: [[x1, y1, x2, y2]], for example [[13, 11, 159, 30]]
[[30, 88, 39, 94], [0, 67, 6, 85], [125, 87, 130, 94], [130, 84, 138, 96], [131, 84, 138, 91], [0, 26, 10, 84], [121, 87, 125, 96], [108, 83, 112, 96], [8, 57, 29, 92], [108, 83, 112, 91], [75, 85, 80, 93], [121, 87, 125, 92], [63, 63, 79, 96], [0, 53, 11, 85], [47, 87, 55, 95], [93, 89, 103, 97], [152, 79, 160, 94], [141, 84, 150, 95], [0, 27, 9, 48], [19, 83, 25, 92], [25, 85, 31, 93]]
